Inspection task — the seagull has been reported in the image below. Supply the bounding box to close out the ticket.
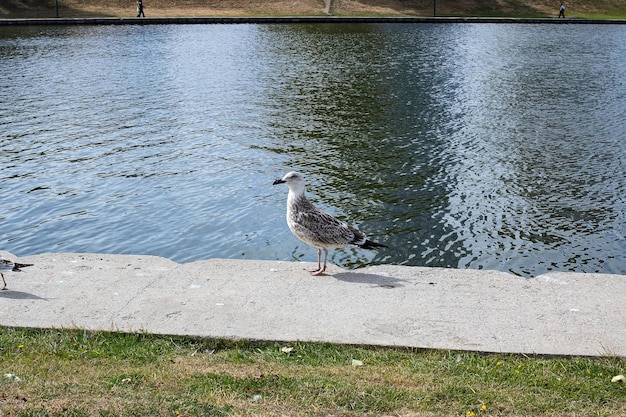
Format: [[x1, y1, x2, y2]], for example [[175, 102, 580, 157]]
[[273, 171, 387, 275], [1, 256, 34, 290]]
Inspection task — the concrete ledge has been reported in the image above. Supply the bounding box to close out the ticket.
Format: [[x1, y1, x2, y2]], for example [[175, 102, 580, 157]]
[[1, 17, 625, 26], [1, 251, 624, 357]]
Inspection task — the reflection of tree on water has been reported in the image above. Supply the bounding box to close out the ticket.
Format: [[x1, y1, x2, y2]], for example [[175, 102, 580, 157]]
[[258, 24, 392, 268], [259, 24, 464, 270]]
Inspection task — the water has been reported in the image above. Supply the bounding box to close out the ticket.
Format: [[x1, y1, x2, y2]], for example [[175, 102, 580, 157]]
[[1, 23, 625, 277]]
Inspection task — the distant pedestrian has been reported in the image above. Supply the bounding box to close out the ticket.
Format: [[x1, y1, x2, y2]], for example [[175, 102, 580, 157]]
[[137, 0, 145, 18], [559, 3, 565, 18]]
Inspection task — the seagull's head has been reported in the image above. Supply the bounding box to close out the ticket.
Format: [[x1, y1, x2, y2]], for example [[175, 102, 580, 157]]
[[273, 171, 306, 194]]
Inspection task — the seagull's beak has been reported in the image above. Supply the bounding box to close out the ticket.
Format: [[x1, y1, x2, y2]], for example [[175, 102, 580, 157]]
[[273, 179, 286, 185]]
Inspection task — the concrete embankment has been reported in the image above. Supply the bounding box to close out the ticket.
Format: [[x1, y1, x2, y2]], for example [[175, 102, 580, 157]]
[[1, 251, 624, 357], [1, 17, 626, 25]]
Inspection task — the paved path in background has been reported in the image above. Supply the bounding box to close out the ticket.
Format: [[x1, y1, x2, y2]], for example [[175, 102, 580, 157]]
[[1, 251, 624, 357], [323, 0, 331, 14]]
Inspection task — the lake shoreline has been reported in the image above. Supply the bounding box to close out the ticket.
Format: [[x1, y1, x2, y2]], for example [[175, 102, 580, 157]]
[[2, 16, 626, 26]]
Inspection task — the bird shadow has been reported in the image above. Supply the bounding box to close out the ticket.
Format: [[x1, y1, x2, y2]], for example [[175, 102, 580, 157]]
[[332, 272, 407, 288], [0, 290, 49, 301]]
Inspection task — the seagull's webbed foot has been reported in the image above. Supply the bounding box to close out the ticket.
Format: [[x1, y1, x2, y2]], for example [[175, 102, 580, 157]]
[[310, 267, 327, 276]]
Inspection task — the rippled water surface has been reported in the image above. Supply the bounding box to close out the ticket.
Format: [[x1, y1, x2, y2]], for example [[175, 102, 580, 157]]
[[1, 23, 625, 277]]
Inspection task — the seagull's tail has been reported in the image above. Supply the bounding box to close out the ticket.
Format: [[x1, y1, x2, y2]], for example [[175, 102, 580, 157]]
[[359, 240, 388, 250], [13, 263, 34, 272]]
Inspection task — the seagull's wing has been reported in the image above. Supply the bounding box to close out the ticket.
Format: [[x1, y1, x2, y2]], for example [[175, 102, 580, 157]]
[[296, 208, 364, 247]]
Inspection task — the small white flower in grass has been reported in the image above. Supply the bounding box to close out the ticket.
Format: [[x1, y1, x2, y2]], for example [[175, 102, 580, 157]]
[[281, 346, 294, 354]]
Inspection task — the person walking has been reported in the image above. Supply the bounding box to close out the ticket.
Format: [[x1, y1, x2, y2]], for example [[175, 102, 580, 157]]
[[559, 3, 566, 18], [137, 0, 145, 17]]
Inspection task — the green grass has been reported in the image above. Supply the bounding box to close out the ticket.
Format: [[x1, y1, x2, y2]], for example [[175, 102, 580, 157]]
[[1, 327, 625, 416], [570, 13, 626, 19]]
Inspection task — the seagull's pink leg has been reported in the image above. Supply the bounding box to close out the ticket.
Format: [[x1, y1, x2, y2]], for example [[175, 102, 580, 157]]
[[306, 248, 322, 273], [311, 249, 328, 276]]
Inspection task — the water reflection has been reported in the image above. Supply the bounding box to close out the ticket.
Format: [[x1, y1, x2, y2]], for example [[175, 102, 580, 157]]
[[434, 24, 626, 275], [1, 23, 625, 277]]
